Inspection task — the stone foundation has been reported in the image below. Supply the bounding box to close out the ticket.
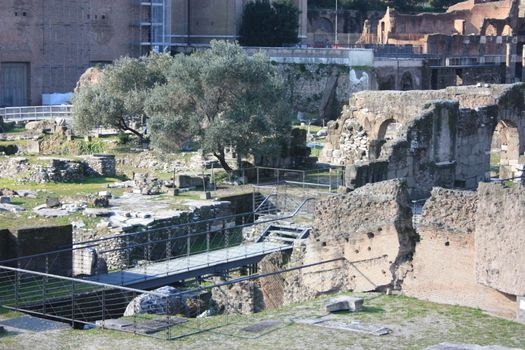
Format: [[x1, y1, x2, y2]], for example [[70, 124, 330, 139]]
[[82, 154, 116, 177], [0, 155, 116, 183]]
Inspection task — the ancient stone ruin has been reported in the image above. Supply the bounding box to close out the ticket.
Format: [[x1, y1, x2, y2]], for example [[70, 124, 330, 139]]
[[321, 84, 525, 197]]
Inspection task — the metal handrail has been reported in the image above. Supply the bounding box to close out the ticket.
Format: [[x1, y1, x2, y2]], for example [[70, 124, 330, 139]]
[[0, 264, 167, 297], [0, 105, 72, 121]]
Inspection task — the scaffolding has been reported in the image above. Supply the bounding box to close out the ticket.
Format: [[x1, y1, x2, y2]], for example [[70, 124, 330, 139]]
[[138, 0, 171, 55]]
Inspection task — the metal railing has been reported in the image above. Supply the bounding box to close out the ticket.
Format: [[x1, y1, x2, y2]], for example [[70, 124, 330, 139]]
[[243, 165, 344, 190], [427, 55, 506, 67], [0, 105, 72, 122], [0, 257, 346, 340], [0, 197, 317, 287]]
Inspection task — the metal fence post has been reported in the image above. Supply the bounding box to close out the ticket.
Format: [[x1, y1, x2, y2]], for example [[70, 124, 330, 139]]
[[71, 280, 75, 327]]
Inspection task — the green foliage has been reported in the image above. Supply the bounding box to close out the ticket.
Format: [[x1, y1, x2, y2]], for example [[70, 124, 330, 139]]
[[239, 0, 300, 46], [117, 132, 131, 145], [146, 41, 294, 172], [77, 139, 106, 155], [72, 53, 172, 138], [40, 134, 107, 155]]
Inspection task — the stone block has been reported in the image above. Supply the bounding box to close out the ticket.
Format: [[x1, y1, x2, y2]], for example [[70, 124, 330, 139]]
[[0, 229, 15, 262], [200, 191, 212, 200], [92, 197, 109, 208], [11, 225, 72, 276], [175, 174, 210, 189], [98, 191, 112, 198], [46, 197, 61, 208], [518, 296, 525, 324], [323, 296, 364, 313]]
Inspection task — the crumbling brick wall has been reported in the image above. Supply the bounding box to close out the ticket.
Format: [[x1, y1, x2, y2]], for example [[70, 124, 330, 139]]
[[283, 179, 417, 304], [403, 187, 516, 318]]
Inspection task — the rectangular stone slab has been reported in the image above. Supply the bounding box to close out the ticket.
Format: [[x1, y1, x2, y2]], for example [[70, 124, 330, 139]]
[[323, 296, 364, 313]]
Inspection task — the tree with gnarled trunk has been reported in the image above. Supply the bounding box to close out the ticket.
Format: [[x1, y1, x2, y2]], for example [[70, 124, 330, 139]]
[[145, 41, 293, 173]]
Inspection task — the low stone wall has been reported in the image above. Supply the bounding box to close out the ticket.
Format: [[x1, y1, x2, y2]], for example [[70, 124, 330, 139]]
[[403, 188, 516, 318], [82, 202, 234, 271], [82, 154, 116, 177], [8, 225, 72, 276], [0, 155, 116, 183], [0, 229, 14, 262]]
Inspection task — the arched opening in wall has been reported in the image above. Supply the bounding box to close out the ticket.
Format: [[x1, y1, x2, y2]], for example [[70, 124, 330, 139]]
[[314, 17, 334, 33], [455, 69, 463, 86], [485, 23, 498, 36], [501, 24, 512, 36], [312, 17, 334, 47], [400, 72, 414, 91], [379, 75, 395, 90], [380, 21, 386, 43], [375, 119, 401, 158], [490, 120, 521, 180]]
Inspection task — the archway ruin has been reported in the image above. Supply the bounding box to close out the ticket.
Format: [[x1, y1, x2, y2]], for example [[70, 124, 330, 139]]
[[490, 120, 521, 180]]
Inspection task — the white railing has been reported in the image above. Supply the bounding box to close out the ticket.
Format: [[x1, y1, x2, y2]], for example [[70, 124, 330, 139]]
[[0, 105, 72, 121]]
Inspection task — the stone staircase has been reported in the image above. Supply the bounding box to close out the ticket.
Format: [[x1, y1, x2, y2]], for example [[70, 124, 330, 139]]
[[256, 224, 311, 244]]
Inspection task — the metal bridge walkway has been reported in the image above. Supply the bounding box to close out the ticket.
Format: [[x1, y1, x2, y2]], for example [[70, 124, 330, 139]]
[[88, 241, 288, 289]]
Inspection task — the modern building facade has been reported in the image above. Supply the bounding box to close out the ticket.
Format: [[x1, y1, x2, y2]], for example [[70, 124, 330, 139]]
[[0, 0, 307, 107]]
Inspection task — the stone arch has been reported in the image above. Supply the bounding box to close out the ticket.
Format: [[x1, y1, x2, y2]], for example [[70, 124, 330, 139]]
[[501, 24, 512, 36], [490, 120, 521, 180], [313, 17, 334, 33], [400, 72, 414, 91], [378, 75, 395, 90], [484, 23, 498, 36], [374, 118, 401, 159], [380, 21, 386, 44]]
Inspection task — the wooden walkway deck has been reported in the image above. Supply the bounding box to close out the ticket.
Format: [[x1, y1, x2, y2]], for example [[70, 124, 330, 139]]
[[88, 242, 288, 289]]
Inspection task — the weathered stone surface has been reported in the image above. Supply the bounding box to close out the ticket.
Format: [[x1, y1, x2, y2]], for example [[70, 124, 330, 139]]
[[0, 229, 14, 261], [323, 296, 364, 313], [320, 84, 525, 198], [96, 317, 187, 334], [46, 197, 61, 208], [0, 203, 24, 213], [75, 67, 102, 92], [81, 154, 116, 177], [295, 317, 391, 336], [285, 179, 417, 304], [124, 286, 208, 317], [475, 183, 525, 296], [11, 225, 72, 276], [0, 156, 115, 184], [92, 197, 109, 208], [403, 187, 516, 318], [175, 174, 210, 189], [518, 296, 525, 324], [211, 279, 265, 315]]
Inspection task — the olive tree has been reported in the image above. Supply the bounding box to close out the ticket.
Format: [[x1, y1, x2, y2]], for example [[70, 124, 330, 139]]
[[72, 53, 172, 140], [146, 41, 293, 173]]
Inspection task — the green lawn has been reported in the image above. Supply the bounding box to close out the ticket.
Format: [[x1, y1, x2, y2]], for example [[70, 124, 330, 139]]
[[1, 292, 524, 349]]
